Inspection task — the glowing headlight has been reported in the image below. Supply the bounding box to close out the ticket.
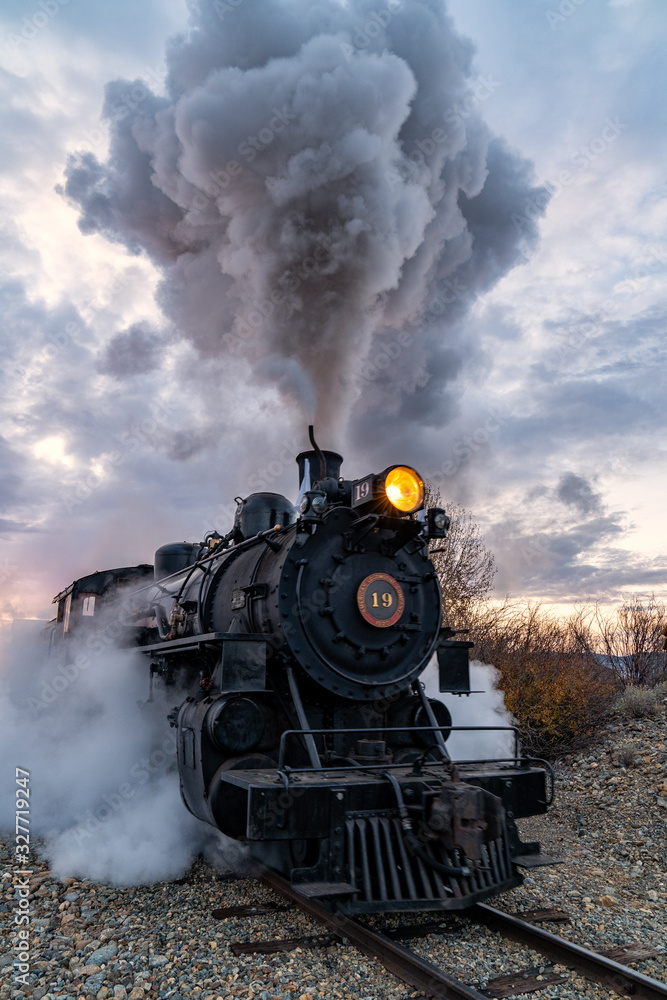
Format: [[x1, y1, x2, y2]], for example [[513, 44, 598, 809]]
[[384, 466, 424, 514]]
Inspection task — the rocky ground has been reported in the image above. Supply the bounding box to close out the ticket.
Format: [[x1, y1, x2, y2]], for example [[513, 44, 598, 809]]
[[1, 695, 665, 1000]]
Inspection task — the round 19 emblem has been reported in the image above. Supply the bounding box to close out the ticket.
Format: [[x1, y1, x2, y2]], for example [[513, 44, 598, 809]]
[[356, 573, 405, 628]]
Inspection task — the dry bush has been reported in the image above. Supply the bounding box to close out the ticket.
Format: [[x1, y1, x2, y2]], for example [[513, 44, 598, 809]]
[[612, 685, 661, 719], [467, 600, 619, 759], [613, 744, 641, 768], [426, 487, 665, 756]]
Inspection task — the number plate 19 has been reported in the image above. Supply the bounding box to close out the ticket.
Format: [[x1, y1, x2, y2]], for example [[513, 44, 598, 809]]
[[352, 475, 374, 507]]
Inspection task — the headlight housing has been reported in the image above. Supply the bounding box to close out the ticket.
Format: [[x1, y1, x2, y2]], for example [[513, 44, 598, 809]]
[[383, 466, 424, 514]]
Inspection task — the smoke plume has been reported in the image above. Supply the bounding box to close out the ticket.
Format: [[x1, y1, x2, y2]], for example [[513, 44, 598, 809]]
[[61, 0, 547, 439]]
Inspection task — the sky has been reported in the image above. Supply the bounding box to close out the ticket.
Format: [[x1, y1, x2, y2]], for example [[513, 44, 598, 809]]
[[1, 0, 666, 634]]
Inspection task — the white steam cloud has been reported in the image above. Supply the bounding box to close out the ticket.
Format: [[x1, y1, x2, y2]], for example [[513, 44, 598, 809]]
[[0, 624, 235, 885], [424, 658, 517, 760], [61, 0, 548, 445]]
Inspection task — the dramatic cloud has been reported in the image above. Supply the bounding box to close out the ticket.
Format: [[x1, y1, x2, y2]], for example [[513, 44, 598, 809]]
[[97, 321, 164, 378], [1, 0, 666, 626], [556, 473, 602, 518]]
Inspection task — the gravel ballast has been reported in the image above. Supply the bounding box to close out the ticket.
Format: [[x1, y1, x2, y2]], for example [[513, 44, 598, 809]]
[[2, 697, 665, 999]]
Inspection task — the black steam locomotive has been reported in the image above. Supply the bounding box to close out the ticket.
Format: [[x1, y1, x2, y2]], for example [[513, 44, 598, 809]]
[[47, 438, 553, 912]]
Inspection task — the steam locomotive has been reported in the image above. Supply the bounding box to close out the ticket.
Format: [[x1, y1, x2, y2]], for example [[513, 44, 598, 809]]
[[47, 437, 554, 912]]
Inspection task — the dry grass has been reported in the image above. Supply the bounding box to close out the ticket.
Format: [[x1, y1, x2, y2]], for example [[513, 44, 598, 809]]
[[613, 685, 662, 719]]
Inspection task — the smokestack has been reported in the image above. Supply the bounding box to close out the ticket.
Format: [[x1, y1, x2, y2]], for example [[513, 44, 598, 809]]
[[296, 449, 343, 493], [296, 425, 343, 496]]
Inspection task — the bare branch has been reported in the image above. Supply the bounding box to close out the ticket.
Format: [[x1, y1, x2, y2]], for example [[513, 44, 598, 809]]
[[425, 483, 496, 628]]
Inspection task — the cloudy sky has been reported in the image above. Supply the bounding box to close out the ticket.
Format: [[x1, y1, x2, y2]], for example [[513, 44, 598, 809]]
[[1, 0, 665, 633]]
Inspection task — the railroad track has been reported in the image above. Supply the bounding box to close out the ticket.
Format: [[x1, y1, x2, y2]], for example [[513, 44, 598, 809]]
[[237, 867, 667, 1000]]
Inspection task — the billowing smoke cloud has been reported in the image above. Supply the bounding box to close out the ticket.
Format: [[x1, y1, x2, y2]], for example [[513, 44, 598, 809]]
[[0, 621, 237, 884], [61, 0, 548, 439]]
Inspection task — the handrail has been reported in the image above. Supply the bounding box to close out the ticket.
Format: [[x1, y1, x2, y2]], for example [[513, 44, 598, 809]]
[[277, 724, 521, 769]]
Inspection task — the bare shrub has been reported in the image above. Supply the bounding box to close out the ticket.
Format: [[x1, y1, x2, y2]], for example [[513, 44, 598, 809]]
[[613, 744, 641, 768], [424, 488, 666, 756], [593, 596, 667, 686], [612, 685, 661, 719]]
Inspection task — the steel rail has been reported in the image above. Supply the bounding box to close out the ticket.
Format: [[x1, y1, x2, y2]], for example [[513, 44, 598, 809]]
[[470, 902, 667, 999], [258, 867, 667, 999], [258, 867, 487, 1000]]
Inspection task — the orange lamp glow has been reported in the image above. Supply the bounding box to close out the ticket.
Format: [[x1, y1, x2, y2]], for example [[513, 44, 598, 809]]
[[384, 466, 424, 513]]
